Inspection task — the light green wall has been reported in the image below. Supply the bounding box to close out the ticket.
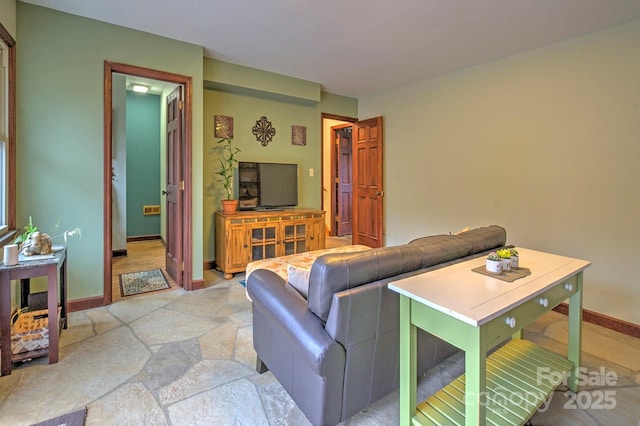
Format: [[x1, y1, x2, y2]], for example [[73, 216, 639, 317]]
[[203, 65, 357, 261], [359, 20, 640, 325], [0, 0, 16, 39], [16, 3, 204, 300]]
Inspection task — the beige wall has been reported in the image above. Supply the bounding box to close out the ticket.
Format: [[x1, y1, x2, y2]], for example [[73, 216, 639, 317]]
[[0, 0, 16, 38], [358, 20, 640, 325]]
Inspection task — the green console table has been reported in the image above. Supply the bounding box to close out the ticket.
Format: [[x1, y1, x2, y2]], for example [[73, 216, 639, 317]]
[[388, 248, 590, 426]]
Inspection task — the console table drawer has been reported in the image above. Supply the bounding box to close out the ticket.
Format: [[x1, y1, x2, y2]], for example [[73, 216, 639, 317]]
[[485, 276, 579, 347]]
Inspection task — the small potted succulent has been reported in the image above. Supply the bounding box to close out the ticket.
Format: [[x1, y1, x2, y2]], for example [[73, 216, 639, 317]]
[[496, 248, 512, 271], [486, 251, 502, 274], [509, 247, 519, 269]]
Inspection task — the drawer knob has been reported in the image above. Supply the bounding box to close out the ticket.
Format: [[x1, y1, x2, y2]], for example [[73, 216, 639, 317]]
[[539, 297, 549, 307], [564, 283, 573, 292], [505, 316, 517, 328]]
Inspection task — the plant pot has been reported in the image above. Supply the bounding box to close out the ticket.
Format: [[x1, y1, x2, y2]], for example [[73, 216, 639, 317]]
[[511, 255, 519, 269], [486, 259, 502, 274], [221, 199, 239, 214], [501, 258, 512, 272]]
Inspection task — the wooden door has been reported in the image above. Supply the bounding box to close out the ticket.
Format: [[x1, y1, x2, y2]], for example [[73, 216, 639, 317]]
[[333, 126, 353, 236], [352, 117, 383, 248], [165, 86, 183, 285]]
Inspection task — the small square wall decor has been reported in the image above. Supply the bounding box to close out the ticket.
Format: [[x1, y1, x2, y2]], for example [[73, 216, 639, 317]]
[[214, 115, 234, 139], [292, 125, 306, 146]]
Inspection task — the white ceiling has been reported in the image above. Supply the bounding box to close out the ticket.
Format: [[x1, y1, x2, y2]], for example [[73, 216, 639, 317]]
[[21, 0, 640, 97]]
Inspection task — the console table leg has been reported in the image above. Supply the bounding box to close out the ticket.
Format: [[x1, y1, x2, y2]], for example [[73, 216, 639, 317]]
[[465, 330, 487, 426], [567, 272, 583, 392], [399, 296, 417, 425]]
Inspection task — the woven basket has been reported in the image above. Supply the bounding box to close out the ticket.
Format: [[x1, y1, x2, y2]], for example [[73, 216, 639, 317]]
[[11, 307, 60, 355]]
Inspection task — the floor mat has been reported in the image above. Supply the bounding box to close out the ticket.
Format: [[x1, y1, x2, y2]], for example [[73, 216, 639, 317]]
[[34, 407, 87, 426], [119, 268, 170, 297]]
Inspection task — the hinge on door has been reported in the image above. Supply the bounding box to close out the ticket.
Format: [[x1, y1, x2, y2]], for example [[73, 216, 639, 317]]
[[181, 180, 185, 191], [335, 215, 339, 222], [181, 261, 184, 271], [335, 177, 339, 183], [179, 100, 184, 110]]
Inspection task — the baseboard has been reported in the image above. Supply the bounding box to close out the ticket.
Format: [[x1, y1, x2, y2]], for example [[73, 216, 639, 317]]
[[126, 235, 161, 242], [68, 296, 104, 313], [553, 303, 640, 338], [191, 278, 205, 291], [203, 260, 216, 270], [112, 249, 128, 257]]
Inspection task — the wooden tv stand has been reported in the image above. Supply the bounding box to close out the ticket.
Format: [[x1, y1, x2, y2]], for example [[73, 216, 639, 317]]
[[215, 209, 325, 279]]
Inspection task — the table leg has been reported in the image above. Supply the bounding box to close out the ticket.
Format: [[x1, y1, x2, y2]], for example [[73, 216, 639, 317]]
[[47, 265, 59, 364], [60, 256, 67, 329], [1, 272, 12, 376], [465, 330, 487, 426], [567, 273, 583, 392], [399, 295, 417, 425], [20, 279, 30, 308]]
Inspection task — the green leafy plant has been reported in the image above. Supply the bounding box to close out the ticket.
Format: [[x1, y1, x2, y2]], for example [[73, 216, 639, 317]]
[[214, 138, 241, 200], [487, 252, 500, 261], [13, 216, 81, 246], [509, 247, 519, 257], [13, 216, 38, 246], [496, 248, 512, 259]]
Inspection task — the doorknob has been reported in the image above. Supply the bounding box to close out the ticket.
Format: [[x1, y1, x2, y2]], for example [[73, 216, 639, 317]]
[[162, 190, 168, 195], [376, 190, 384, 196]]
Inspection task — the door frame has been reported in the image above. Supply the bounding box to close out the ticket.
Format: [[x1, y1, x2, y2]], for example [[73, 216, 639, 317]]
[[103, 61, 194, 305], [321, 113, 357, 236]]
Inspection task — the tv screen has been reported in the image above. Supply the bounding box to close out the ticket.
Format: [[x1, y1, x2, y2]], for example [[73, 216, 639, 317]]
[[238, 162, 298, 210]]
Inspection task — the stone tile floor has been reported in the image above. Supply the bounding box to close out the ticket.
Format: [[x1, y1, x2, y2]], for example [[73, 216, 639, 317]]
[[0, 269, 639, 425]]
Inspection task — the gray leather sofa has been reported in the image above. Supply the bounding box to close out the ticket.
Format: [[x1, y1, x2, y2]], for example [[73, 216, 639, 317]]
[[247, 225, 507, 426]]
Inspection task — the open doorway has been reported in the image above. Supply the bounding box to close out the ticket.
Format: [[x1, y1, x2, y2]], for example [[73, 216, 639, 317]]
[[104, 62, 194, 305], [110, 73, 178, 302], [321, 114, 356, 241], [322, 114, 385, 248]]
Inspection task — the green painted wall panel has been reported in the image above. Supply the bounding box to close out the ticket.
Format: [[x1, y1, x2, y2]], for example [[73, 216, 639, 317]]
[[203, 88, 357, 262], [204, 58, 321, 103], [126, 92, 161, 237], [16, 3, 204, 300]]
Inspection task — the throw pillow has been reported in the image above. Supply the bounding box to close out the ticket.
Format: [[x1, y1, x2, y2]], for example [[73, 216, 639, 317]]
[[287, 264, 311, 298]]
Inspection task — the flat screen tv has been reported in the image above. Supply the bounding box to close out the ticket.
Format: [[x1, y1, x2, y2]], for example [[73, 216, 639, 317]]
[[238, 162, 298, 210]]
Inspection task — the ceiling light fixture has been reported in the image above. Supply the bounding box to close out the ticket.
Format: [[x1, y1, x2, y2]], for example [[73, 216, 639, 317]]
[[132, 84, 150, 93]]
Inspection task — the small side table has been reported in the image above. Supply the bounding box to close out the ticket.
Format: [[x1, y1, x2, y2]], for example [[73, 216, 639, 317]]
[[0, 248, 67, 376]]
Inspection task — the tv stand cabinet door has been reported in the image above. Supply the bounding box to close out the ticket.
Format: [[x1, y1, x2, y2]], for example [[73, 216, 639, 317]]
[[279, 220, 308, 256], [308, 214, 325, 251], [227, 224, 250, 270]]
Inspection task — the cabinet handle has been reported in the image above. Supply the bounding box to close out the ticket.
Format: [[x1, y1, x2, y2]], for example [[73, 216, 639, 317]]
[[310, 236, 314, 240], [564, 283, 573, 292], [539, 297, 549, 308], [505, 316, 517, 328], [243, 244, 248, 248]]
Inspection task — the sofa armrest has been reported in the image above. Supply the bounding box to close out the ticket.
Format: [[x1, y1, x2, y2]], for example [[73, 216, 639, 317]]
[[247, 269, 345, 377]]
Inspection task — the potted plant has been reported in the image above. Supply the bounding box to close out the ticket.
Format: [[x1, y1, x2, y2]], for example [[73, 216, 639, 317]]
[[509, 247, 519, 269], [215, 137, 241, 214], [496, 248, 512, 271], [486, 251, 502, 274]]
